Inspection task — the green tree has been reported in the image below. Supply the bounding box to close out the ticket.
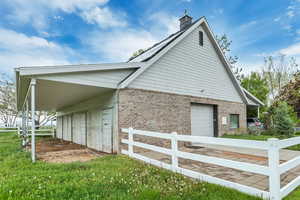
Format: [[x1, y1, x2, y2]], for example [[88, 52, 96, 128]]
[[269, 101, 297, 136], [241, 72, 269, 117], [241, 72, 269, 104]]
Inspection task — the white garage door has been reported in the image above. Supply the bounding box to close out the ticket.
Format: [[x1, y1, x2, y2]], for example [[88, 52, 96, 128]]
[[191, 104, 214, 137]]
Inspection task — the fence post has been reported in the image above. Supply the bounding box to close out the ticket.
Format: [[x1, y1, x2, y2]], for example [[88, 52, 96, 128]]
[[268, 138, 281, 200], [128, 127, 134, 157], [17, 127, 20, 136], [171, 132, 178, 172]]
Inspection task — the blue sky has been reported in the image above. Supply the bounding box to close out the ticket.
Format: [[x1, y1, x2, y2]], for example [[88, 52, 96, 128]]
[[0, 0, 300, 75]]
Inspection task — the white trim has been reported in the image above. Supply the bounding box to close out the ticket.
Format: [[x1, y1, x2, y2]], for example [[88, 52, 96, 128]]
[[16, 62, 143, 76], [243, 88, 264, 106]]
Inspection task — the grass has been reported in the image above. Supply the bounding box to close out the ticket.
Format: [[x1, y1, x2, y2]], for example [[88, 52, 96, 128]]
[[0, 132, 298, 200], [222, 133, 300, 151]]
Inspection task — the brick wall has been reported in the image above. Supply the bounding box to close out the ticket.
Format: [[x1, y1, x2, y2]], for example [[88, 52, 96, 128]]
[[118, 89, 247, 151]]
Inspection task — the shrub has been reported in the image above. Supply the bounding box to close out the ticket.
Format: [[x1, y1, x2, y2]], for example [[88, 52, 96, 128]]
[[270, 101, 297, 137]]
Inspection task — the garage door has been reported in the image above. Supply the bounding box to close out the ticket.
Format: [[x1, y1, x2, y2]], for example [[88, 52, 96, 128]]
[[191, 104, 214, 137], [72, 112, 86, 145]]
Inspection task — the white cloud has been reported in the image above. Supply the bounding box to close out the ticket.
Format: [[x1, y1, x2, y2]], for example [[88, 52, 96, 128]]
[[148, 12, 179, 35], [83, 12, 180, 62], [81, 7, 127, 28], [0, 28, 73, 73], [280, 42, 300, 56], [4, 0, 125, 30], [45, 0, 109, 12], [274, 17, 281, 22], [85, 29, 157, 61], [287, 10, 295, 18], [238, 20, 257, 31], [283, 24, 293, 31]]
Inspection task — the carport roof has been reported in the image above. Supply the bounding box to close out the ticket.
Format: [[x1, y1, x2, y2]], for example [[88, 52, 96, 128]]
[[243, 88, 264, 107], [15, 62, 142, 111], [15, 62, 143, 76]]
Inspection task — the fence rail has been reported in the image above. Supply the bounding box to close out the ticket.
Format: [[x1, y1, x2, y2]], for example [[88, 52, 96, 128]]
[[0, 126, 55, 137], [121, 127, 300, 200]]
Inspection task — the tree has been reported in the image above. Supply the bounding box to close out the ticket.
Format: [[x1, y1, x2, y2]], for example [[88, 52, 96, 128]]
[[0, 73, 17, 127], [241, 72, 269, 117], [216, 34, 244, 81], [275, 71, 300, 120], [267, 101, 298, 136], [241, 72, 269, 104], [128, 49, 145, 61], [0, 73, 56, 128], [262, 54, 299, 101]]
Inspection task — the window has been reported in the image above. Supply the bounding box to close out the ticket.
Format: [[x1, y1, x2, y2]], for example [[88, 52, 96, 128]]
[[230, 114, 239, 129], [199, 31, 203, 46]]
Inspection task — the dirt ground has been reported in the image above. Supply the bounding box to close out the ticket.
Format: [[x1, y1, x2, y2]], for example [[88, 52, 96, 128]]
[[28, 138, 107, 163]]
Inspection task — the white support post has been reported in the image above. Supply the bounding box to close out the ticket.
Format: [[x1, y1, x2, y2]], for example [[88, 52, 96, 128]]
[[128, 127, 134, 157], [25, 101, 29, 145], [257, 107, 260, 119], [268, 138, 280, 200], [31, 79, 36, 163], [171, 132, 178, 172]]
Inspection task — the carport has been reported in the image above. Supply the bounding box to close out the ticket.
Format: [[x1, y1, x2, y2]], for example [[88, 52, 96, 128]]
[[15, 63, 140, 162]]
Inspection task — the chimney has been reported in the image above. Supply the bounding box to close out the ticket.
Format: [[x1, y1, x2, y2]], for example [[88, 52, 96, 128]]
[[179, 10, 192, 31]]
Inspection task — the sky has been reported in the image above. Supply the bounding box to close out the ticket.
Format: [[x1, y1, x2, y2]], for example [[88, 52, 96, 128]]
[[0, 0, 300, 75]]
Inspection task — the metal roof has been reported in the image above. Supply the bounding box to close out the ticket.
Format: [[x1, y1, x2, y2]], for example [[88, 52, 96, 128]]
[[128, 18, 201, 63]]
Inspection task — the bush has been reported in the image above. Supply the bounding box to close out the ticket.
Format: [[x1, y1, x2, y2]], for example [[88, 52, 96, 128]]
[[267, 101, 298, 137]]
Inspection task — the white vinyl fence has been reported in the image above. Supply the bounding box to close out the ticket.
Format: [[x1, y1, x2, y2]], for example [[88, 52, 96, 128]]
[[121, 128, 300, 200], [0, 127, 20, 133], [0, 126, 55, 137]]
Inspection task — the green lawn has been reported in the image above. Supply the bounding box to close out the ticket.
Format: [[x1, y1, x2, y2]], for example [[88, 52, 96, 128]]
[[222, 133, 300, 151], [0, 133, 298, 200]]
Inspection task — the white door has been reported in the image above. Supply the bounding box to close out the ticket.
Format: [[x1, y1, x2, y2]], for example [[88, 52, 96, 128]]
[[56, 116, 63, 139], [87, 108, 113, 153], [101, 109, 113, 153], [63, 115, 72, 141], [87, 109, 101, 150], [191, 104, 214, 137], [72, 113, 86, 145]]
